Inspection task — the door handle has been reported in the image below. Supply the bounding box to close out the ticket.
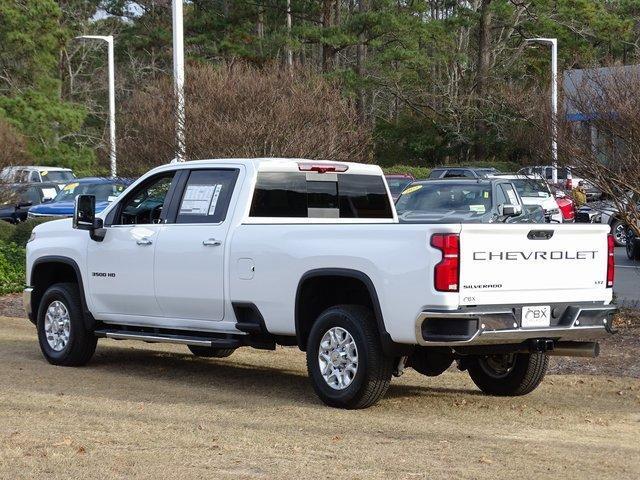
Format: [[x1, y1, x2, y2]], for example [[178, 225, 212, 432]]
[[202, 238, 222, 247], [136, 237, 153, 246]]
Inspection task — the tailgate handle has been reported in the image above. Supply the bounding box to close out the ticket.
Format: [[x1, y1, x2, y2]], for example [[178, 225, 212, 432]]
[[528, 230, 554, 240]]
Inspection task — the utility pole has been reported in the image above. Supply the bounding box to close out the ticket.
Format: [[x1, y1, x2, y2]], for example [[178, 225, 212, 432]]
[[172, 0, 186, 162], [286, 0, 293, 70], [76, 35, 117, 177], [527, 38, 558, 184]]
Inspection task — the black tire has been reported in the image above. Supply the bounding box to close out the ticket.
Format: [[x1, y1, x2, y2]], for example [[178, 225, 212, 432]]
[[467, 352, 548, 396], [187, 345, 235, 358], [626, 229, 640, 261], [37, 283, 97, 367], [611, 220, 627, 247], [306, 305, 394, 409]]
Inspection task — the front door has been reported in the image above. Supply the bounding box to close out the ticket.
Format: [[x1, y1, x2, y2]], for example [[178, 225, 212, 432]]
[[154, 168, 240, 321], [86, 171, 177, 317]]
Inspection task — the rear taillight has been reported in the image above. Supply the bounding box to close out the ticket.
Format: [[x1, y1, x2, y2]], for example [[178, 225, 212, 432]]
[[565, 178, 573, 190], [606, 234, 615, 288], [431, 233, 460, 292]]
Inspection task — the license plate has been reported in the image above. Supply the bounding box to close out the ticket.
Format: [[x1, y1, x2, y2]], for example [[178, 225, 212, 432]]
[[521, 306, 551, 328]]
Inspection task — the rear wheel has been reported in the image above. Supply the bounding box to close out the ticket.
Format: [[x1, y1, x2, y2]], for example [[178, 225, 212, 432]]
[[187, 345, 235, 358], [467, 352, 548, 396], [37, 283, 97, 366], [306, 305, 394, 409]]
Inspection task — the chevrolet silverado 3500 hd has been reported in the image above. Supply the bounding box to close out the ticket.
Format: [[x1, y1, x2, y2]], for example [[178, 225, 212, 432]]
[[24, 158, 616, 409]]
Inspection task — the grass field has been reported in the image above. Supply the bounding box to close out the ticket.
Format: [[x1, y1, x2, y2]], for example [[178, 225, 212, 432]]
[[1, 315, 639, 480]]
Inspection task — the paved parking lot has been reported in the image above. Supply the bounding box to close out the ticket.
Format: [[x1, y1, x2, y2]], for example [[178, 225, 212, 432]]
[[615, 247, 640, 307]]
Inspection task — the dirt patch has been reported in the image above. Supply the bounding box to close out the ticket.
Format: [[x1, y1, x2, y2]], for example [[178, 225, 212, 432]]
[[0, 316, 639, 479], [0, 293, 23, 319]]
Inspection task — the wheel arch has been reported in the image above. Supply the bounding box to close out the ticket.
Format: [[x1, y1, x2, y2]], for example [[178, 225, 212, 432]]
[[30, 256, 94, 329], [294, 268, 410, 356]]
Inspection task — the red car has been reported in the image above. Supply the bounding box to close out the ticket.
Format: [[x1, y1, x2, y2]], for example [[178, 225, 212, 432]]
[[551, 188, 575, 222]]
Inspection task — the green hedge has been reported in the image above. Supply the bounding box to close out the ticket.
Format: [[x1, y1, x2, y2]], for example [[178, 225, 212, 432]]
[[0, 241, 25, 295], [382, 161, 520, 180], [0, 218, 55, 295]]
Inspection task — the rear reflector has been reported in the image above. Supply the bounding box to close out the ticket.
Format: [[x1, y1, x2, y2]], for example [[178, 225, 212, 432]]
[[606, 234, 615, 288], [298, 162, 348, 173], [431, 233, 460, 292]]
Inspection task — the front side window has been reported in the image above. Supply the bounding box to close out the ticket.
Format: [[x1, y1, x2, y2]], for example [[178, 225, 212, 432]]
[[396, 183, 492, 216], [250, 172, 392, 219], [176, 169, 239, 224], [118, 174, 175, 225]]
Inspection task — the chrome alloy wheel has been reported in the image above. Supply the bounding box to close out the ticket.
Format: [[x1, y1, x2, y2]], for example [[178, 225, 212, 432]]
[[613, 221, 627, 246], [318, 327, 358, 390], [44, 300, 71, 352]]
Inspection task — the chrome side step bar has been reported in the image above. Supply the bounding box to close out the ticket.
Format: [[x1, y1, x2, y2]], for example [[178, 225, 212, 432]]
[[95, 329, 242, 348]]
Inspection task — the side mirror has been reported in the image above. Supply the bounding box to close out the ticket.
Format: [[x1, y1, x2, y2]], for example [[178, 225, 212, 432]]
[[501, 204, 522, 217], [42, 197, 53, 203], [73, 195, 105, 241], [17, 201, 32, 208], [73, 195, 96, 230]]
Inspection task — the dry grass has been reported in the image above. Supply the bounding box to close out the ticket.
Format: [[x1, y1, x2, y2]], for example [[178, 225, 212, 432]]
[[0, 316, 639, 480]]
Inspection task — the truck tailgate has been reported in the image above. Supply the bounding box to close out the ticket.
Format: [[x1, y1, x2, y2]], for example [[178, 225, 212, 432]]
[[458, 224, 612, 306]]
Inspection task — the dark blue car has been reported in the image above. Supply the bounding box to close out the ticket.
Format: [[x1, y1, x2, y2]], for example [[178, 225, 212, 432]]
[[27, 177, 132, 219]]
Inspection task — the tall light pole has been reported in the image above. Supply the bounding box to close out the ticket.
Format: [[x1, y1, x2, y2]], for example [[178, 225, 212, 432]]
[[172, 0, 186, 162], [526, 37, 558, 184], [76, 35, 117, 177]]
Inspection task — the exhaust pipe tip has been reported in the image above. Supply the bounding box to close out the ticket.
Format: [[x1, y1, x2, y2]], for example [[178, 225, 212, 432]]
[[548, 341, 600, 358]]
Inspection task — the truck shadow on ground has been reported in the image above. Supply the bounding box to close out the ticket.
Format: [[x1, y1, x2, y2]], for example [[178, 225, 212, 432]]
[[15, 339, 482, 407]]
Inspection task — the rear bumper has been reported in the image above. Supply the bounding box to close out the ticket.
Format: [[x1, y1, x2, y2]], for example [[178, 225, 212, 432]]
[[415, 304, 616, 347]]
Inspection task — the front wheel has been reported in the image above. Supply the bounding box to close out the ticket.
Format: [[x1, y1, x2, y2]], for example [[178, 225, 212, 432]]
[[467, 352, 548, 396], [611, 220, 627, 247], [306, 305, 394, 409], [37, 283, 97, 366]]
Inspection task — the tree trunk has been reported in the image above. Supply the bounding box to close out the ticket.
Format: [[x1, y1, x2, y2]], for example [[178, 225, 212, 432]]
[[321, 0, 335, 72], [474, 0, 492, 161], [355, 0, 368, 123]]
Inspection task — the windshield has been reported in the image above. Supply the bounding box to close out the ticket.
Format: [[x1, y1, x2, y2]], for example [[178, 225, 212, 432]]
[[510, 179, 550, 198], [40, 170, 74, 183], [54, 182, 127, 203], [386, 178, 413, 196], [396, 183, 493, 215]]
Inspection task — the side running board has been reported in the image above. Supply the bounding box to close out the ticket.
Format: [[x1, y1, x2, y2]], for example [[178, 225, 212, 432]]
[[94, 329, 242, 349]]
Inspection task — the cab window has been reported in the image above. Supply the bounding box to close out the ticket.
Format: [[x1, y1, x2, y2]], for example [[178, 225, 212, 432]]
[[117, 173, 176, 225]]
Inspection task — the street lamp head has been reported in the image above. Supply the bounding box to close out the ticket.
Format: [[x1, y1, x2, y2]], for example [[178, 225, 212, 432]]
[[525, 37, 557, 45], [75, 35, 113, 43]]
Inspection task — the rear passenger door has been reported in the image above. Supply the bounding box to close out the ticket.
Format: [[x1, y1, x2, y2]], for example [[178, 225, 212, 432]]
[[154, 168, 241, 321]]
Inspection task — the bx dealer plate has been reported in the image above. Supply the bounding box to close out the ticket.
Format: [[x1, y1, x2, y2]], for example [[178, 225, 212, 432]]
[[521, 305, 551, 328]]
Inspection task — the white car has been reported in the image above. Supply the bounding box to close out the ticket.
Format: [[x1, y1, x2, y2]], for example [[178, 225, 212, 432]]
[[517, 165, 600, 200], [24, 158, 616, 409], [1, 166, 75, 188], [493, 174, 563, 223]]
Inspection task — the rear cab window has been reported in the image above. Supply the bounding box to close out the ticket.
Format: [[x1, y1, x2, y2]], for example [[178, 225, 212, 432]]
[[249, 170, 393, 220]]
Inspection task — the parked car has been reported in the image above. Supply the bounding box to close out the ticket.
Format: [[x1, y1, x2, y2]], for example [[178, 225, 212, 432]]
[[0, 183, 60, 224], [491, 174, 563, 223], [384, 174, 415, 201], [24, 158, 615, 410], [1, 166, 75, 187], [428, 166, 499, 180], [27, 178, 131, 219], [549, 187, 575, 222], [395, 179, 543, 224], [517, 165, 601, 200], [575, 199, 636, 247]]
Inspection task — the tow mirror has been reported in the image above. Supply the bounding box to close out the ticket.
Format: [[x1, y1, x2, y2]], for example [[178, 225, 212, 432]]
[[74, 195, 105, 241], [501, 204, 522, 217]]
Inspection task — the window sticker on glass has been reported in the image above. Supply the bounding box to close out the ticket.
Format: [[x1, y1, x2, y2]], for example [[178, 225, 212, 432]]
[[469, 205, 486, 214], [208, 184, 222, 215], [41, 188, 57, 200], [180, 185, 217, 215]]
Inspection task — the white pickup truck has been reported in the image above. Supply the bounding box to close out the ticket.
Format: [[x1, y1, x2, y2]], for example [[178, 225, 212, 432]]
[[24, 159, 616, 409]]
